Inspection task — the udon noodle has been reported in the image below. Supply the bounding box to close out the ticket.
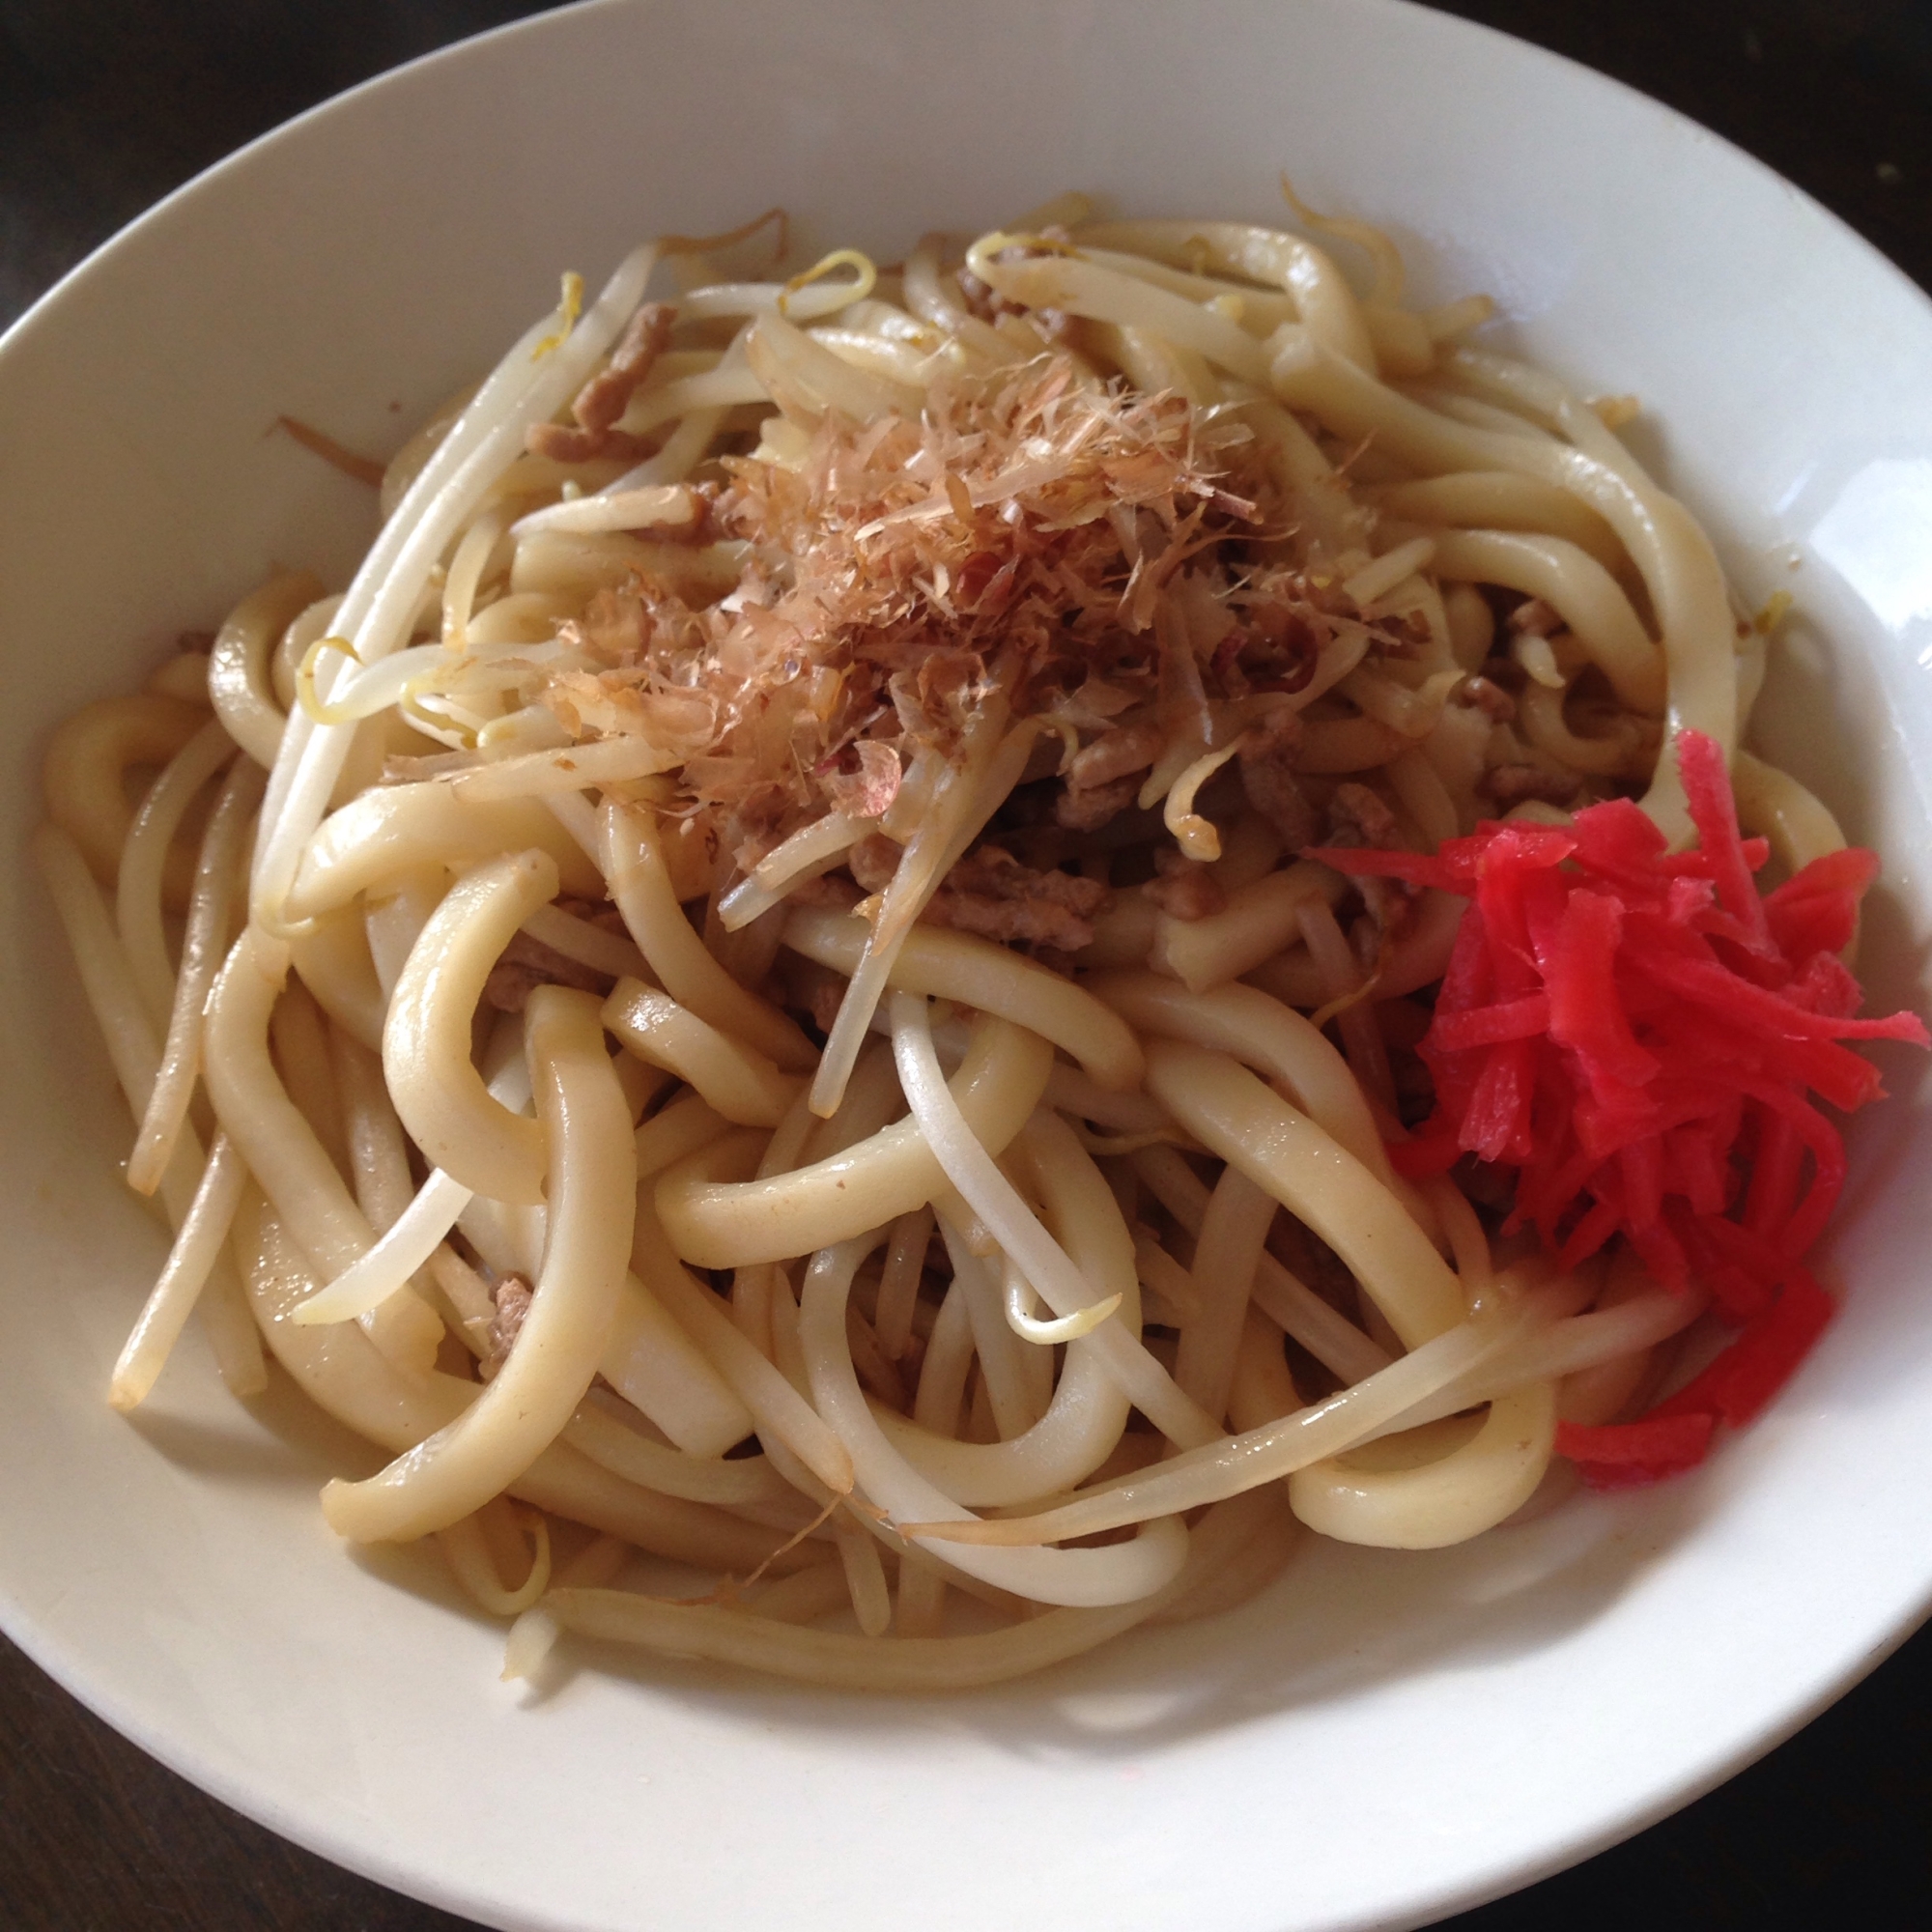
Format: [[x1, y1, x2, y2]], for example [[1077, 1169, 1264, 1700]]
[[35, 193, 1880, 1689]]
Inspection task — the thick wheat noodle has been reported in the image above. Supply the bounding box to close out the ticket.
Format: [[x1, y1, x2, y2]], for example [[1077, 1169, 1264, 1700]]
[[562, 1399, 789, 1505], [1374, 471, 1626, 572], [1090, 972, 1396, 1186], [1144, 1040, 1467, 1348], [291, 1051, 527, 1326], [286, 906, 386, 1052], [438, 1505, 553, 1617], [1518, 676, 1642, 778], [321, 987, 635, 1542], [631, 1200, 855, 1494], [1245, 886, 1464, 1012], [285, 784, 597, 922], [798, 1237, 1191, 1606], [904, 1303, 1537, 1549], [1732, 749, 1846, 873], [1287, 1381, 1557, 1548], [34, 826, 268, 1393], [597, 798, 814, 1072], [656, 1013, 1051, 1267], [872, 1206, 933, 1360], [1074, 218, 1378, 370], [1230, 1308, 1303, 1434], [41, 692, 205, 896], [872, 1122, 1139, 1505], [251, 243, 662, 933], [936, 1224, 1041, 1439], [602, 978, 801, 1125], [235, 1189, 796, 1572], [1074, 245, 1303, 334], [533, 1484, 1273, 1690], [633, 1091, 732, 1181], [1150, 860, 1347, 990], [333, 1027, 443, 1258], [108, 1132, 249, 1411], [781, 905, 1143, 1090], [128, 756, 264, 1194], [383, 849, 557, 1204], [892, 1001, 1222, 1450], [1175, 1165, 1280, 1424], [205, 570, 322, 765], [600, 1259, 754, 1454], [1265, 328, 1734, 835], [1128, 1143, 1391, 1384], [1431, 528, 1663, 712], [115, 719, 236, 1033]]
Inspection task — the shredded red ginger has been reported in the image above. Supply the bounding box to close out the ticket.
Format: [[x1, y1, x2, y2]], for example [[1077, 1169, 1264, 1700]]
[[1310, 729, 1928, 1491]]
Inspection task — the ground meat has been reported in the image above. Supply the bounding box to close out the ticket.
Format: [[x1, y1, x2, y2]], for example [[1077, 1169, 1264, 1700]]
[[1067, 720, 1164, 792], [483, 930, 615, 1012], [482, 1274, 533, 1378], [1324, 781, 1413, 936], [1457, 674, 1517, 723], [526, 300, 675, 462], [1238, 708, 1317, 849], [1143, 848, 1226, 920], [526, 422, 650, 465], [1054, 772, 1138, 832], [787, 872, 863, 912], [924, 844, 1109, 951], [847, 833, 903, 893], [1480, 762, 1583, 809], [1325, 781, 1401, 851]]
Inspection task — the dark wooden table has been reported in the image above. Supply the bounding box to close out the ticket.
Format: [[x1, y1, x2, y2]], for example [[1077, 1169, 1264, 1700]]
[[4, 3, 1930, 1926]]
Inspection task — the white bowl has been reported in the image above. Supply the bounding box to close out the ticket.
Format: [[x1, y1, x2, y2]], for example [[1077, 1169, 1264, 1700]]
[[4, 3, 1931, 1928]]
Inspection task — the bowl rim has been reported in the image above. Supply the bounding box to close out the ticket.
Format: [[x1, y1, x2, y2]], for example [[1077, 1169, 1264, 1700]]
[[5, 4, 1932, 1930]]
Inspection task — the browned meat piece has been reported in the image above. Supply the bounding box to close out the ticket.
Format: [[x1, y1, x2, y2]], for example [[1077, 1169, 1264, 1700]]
[[526, 301, 675, 462], [1143, 849, 1226, 920], [1325, 781, 1401, 851], [1458, 674, 1517, 723], [786, 873, 864, 913], [1237, 708, 1317, 849], [483, 929, 615, 1013], [1324, 781, 1412, 937], [483, 1274, 533, 1377], [1054, 773, 1138, 832], [1067, 719, 1164, 791], [526, 422, 650, 464], [1480, 763, 1583, 809], [847, 833, 904, 893], [924, 844, 1109, 951]]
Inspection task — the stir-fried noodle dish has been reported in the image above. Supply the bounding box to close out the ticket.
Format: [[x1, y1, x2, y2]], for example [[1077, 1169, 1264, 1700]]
[[36, 195, 1926, 1690]]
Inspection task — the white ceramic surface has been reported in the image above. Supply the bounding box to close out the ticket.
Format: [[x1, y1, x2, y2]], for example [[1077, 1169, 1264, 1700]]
[[4, 4, 1931, 1929]]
